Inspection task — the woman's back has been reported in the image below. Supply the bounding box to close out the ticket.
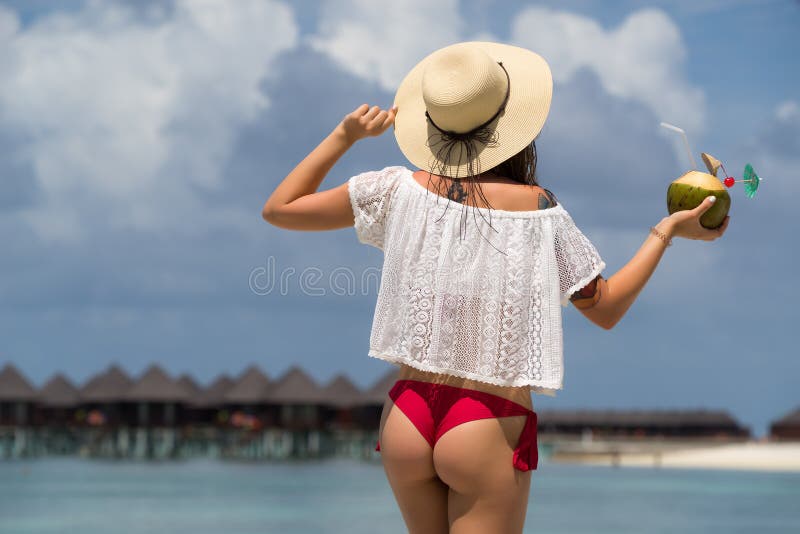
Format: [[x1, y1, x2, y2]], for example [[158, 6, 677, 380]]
[[349, 166, 606, 397]]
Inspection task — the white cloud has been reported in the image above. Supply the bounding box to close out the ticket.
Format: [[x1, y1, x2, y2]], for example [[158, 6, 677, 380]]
[[0, 0, 298, 240], [775, 100, 798, 122], [309, 0, 463, 93], [510, 7, 705, 135]]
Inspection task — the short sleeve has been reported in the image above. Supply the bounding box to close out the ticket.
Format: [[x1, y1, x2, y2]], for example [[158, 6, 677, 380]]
[[553, 209, 606, 308], [347, 166, 403, 251]]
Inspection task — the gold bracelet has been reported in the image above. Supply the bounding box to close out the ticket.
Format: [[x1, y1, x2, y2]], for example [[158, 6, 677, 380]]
[[650, 226, 673, 247]]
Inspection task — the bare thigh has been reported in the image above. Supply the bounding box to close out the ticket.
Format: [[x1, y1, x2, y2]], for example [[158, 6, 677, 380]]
[[433, 415, 532, 534], [378, 396, 449, 534]]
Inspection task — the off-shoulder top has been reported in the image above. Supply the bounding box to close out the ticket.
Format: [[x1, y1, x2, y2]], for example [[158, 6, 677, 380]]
[[347, 166, 606, 396]]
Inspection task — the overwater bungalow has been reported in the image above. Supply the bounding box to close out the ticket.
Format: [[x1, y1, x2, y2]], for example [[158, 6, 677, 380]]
[[100, 364, 198, 459], [220, 365, 324, 460], [34, 373, 81, 454], [79, 363, 133, 427], [537, 408, 750, 439], [186, 373, 234, 426], [320, 374, 366, 430], [36, 373, 80, 426], [0, 363, 38, 458], [174, 373, 203, 424], [222, 364, 272, 428], [123, 364, 193, 427], [0, 363, 38, 426], [264, 365, 327, 431], [769, 407, 800, 440]]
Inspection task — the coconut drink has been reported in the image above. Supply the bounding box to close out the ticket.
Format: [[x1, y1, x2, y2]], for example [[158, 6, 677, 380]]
[[667, 170, 730, 229], [660, 123, 761, 230]]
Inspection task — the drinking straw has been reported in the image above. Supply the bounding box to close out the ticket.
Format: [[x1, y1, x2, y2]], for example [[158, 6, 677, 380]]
[[660, 122, 697, 170]]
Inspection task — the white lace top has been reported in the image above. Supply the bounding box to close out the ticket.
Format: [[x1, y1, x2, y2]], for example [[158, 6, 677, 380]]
[[348, 166, 606, 395]]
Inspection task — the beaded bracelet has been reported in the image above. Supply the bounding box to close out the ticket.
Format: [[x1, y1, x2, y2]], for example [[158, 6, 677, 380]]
[[650, 226, 673, 247]]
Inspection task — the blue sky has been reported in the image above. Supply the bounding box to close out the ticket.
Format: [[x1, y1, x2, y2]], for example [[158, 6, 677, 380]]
[[0, 0, 797, 437]]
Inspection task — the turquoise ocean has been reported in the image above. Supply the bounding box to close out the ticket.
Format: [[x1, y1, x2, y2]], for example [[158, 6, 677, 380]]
[[1, 457, 798, 533]]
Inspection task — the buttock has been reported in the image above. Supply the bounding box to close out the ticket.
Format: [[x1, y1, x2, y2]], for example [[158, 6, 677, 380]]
[[376, 378, 539, 471]]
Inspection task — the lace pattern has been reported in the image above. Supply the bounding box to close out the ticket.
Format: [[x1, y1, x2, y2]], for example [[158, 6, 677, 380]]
[[347, 168, 401, 250], [553, 210, 607, 307], [348, 166, 606, 394]]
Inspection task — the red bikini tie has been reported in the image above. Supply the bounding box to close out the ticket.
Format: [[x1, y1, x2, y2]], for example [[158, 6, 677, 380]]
[[512, 410, 539, 471]]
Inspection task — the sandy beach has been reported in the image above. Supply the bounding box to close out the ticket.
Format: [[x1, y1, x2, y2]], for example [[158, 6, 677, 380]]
[[548, 440, 800, 472]]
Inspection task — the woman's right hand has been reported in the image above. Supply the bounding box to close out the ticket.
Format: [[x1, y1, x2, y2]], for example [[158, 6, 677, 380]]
[[336, 104, 397, 144], [665, 195, 730, 241]]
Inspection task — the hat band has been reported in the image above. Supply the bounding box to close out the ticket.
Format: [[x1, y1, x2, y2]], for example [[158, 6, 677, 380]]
[[423, 62, 510, 179], [424, 62, 510, 139]]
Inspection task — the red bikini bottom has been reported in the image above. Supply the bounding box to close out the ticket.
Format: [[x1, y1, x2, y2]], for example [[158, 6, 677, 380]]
[[375, 379, 538, 471]]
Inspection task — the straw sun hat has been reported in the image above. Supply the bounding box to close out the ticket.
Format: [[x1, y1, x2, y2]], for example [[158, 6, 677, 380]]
[[393, 41, 553, 179]]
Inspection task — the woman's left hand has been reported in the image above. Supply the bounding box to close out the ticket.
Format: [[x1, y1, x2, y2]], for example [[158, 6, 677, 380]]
[[336, 104, 398, 144]]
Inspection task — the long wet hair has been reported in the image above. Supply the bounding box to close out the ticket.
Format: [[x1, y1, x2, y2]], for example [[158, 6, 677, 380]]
[[423, 140, 540, 254]]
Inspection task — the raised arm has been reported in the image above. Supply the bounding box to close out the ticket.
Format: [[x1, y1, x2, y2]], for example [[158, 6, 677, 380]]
[[261, 104, 397, 231], [574, 196, 730, 330]]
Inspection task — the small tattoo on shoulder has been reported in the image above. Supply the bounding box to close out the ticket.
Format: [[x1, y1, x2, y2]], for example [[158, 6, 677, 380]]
[[544, 188, 558, 206], [446, 181, 468, 203]]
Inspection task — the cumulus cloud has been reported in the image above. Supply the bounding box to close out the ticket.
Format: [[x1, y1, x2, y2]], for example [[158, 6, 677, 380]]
[[738, 99, 799, 200], [510, 7, 706, 135], [0, 0, 297, 240], [309, 0, 463, 92]]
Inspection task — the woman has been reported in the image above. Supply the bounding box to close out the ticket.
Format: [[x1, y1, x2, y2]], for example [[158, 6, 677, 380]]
[[262, 42, 728, 534]]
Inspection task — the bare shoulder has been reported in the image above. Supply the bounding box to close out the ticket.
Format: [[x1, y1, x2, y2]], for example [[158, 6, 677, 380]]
[[411, 171, 559, 212], [533, 185, 559, 210], [489, 181, 559, 212]]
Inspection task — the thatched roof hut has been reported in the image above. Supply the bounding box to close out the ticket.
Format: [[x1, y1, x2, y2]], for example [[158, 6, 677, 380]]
[[265, 365, 326, 404], [320, 374, 364, 409], [80, 364, 133, 402], [38, 373, 80, 407], [125, 364, 193, 402], [0, 363, 37, 401], [770, 407, 800, 440], [176, 374, 201, 394], [176, 373, 203, 405], [224, 365, 271, 404], [361, 367, 399, 404], [191, 374, 234, 407]]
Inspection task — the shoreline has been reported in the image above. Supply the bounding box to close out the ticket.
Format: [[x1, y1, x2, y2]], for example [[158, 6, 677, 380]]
[[545, 438, 800, 473]]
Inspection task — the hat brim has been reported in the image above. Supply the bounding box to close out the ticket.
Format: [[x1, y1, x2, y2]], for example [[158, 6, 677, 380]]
[[393, 41, 553, 179]]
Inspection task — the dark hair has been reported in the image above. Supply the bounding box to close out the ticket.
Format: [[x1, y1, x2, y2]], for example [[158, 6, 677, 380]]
[[426, 139, 539, 200], [488, 140, 538, 186], [424, 140, 540, 254]]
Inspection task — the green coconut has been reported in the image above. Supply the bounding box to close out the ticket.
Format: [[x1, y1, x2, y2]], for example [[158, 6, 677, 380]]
[[667, 170, 730, 229]]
